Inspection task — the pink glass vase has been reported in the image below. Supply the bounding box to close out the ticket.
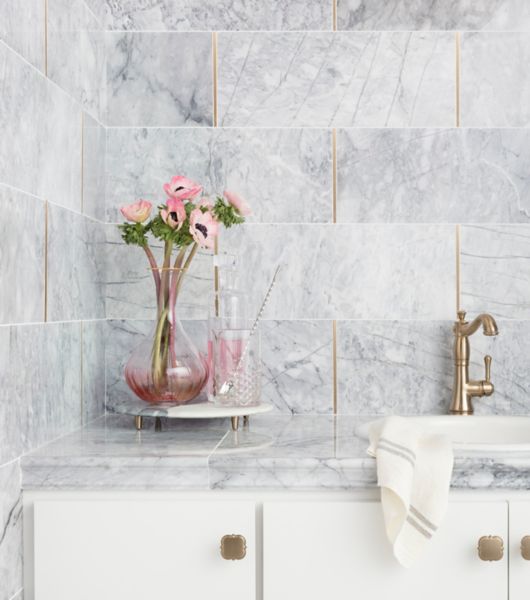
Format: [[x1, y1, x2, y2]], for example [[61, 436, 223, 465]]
[[124, 271, 208, 404]]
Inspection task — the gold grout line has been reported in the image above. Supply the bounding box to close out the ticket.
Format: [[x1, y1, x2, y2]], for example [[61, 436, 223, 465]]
[[44, 201, 48, 322], [333, 0, 337, 31], [332, 320, 338, 414], [455, 32, 461, 128], [212, 32, 218, 127], [456, 224, 461, 313], [332, 128, 337, 223], [44, 0, 48, 76]]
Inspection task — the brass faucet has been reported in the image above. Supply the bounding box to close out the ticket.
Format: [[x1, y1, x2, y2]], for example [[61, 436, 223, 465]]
[[450, 310, 499, 415]]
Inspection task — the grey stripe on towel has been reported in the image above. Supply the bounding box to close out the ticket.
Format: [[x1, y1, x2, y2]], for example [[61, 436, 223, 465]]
[[406, 515, 433, 539], [410, 506, 438, 532], [377, 443, 415, 468], [379, 437, 417, 461]]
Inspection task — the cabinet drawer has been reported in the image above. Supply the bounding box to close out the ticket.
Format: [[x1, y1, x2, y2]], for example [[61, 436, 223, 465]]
[[263, 500, 507, 600], [34, 499, 255, 600]]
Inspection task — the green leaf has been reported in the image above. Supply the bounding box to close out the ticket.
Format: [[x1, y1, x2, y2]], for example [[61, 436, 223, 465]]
[[118, 222, 149, 247], [212, 197, 245, 228]]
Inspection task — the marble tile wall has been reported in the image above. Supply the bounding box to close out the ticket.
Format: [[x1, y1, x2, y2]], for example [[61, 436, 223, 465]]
[[0, 4, 106, 597]]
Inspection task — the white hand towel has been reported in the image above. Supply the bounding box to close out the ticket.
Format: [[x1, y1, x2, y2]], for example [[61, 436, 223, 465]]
[[367, 416, 454, 568]]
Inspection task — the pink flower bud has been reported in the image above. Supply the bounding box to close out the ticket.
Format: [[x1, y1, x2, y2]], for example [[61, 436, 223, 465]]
[[120, 199, 152, 223]]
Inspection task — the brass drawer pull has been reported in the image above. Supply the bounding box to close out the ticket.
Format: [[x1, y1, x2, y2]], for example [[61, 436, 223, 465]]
[[220, 534, 246, 560], [521, 536, 530, 560], [478, 536, 504, 561]]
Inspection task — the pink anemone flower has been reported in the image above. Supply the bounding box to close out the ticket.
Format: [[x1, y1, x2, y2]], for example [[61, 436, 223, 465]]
[[189, 209, 219, 249], [223, 190, 251, 216], [120, 199, 152, 223], [161, 197, 186, 230], [163, 176, 202, 201]]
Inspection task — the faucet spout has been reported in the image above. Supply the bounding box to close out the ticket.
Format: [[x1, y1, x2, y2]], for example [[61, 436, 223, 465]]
[[457, 312, 499, 337]]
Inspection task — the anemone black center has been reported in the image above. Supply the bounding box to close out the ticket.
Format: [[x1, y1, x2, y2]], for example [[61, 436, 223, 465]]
[[195, 223, 208, 237], [170, 212, 178, 221]]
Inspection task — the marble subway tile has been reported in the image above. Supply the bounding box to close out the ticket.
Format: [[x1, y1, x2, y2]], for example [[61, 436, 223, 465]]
[[106, 32, 212, 126], [103, 0, 331, 31], [337, 129, 530, 223], [47, 205, 106, 321], [47, 0, 106, 121], [0, 461, 22, 600], [0, 0, 45, 71], [0, 322, 82, 465], [0, 43, 82, 212], [0, 185, 45, 324], [337, 0, 530, 31], [105, 127, 332, 223], [105, 226, 213, 319], [461, 224, 530, 320], [105, 319, 207, 411], [82, 320, 106, 424], [220, 224, 455, 320], [83, 0, 109, 26], [83, 113, 106, 221], [336, 320, 453, 415], [218, 32, 455, 127], [461, 33, 530, 127]]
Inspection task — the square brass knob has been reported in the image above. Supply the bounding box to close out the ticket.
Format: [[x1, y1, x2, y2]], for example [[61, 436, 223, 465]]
[[220, 534, 247, 560], [478, 536, 504, 561], [521, 536, 530, 560]]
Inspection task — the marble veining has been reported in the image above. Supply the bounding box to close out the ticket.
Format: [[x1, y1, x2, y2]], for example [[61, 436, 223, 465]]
[[337, 321, 454, 416], [337, 0, 530, 31], [105, 127, 332, 224], [47, 0, 106, 121], [220, 224, 455, 320], [0, 322, 82, 465], [218, 32, 455, 127], [461, 33, 530, 127], [106, 32, 212, 126], [103, 0, 331, 31], [83, 113, 106, 222], [461, 224, 530, 320], [82, 320, 107, 424], [0, 461, 22, 599], [0, 42, 82, 212], [20, 415, 530, 491], [0, 0, 45, 72], [0, 185, 45, 325], [337, 129, 530, 223], [47, 205, 106, 321]]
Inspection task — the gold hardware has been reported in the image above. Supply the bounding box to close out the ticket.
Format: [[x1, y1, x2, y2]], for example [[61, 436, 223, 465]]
[[231, 416, 240, 431], [220, 534, 246, 560], [478, 536, 504, 561], [135, 415, 143, 431], [521, 536, 530, 560], [450, 311, 498, 415]]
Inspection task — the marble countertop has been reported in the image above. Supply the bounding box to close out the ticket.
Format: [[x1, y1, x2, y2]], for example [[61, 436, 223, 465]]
[[21, 414, 530, 491]]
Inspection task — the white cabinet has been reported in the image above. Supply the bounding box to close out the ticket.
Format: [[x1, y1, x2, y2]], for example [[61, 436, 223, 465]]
[[263, 500, 508, 600], [32, 499, 255, 600], [509, 502, 530, 600]]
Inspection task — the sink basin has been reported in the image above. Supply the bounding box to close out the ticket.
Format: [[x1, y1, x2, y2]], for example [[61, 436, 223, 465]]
[[357, 416, 530, 453]]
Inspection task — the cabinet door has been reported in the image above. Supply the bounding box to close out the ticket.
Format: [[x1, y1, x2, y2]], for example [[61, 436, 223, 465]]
[[509, 502, 530, 600], [33, 499, 255, 600], [263, 500, 507, 600]]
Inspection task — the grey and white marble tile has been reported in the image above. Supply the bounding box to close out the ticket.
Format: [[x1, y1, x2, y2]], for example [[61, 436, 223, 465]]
[[461, 224, 530, 320], [0, 43, 82, 212], [106, 32, 212, 126], [47, 0, 106, 121], [260, 321, 333, 414], [105, 319, 208, 411], [218, 32, 455, 127], [0, 322, 82, 465], [105, 226, 213, 319], [337, 129, 530, 223], [461, 33, 530, 127], [105, 127, 332, 223], [47, 206, 106, 321], [469, 320, 530, 415], [0, 461, 22, 600], [336, 320, 453, 416], [220, 224, 455, 320], [82, 320, 106, 424], [337, 0, 530, 31], [83, 0, 109, 25], [103, 0, 332, 31], [0, 0, 45, 72], [0, 185, 45, 324], [83, 113, 106, 221]]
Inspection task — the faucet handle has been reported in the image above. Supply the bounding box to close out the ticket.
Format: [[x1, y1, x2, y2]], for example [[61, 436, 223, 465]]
[[484, 355, 492, 382]]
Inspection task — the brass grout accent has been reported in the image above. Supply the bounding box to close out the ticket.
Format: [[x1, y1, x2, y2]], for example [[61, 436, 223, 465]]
[[456, 224, 461, 313], [44, 0, 48, 76], [212, 32, 218, 127], [455, 32, 461, 128], [332, 0, 337, 31], [332, 128, 337, 223], [44, 201, 48, 322], [332, 320, 338, 414]]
